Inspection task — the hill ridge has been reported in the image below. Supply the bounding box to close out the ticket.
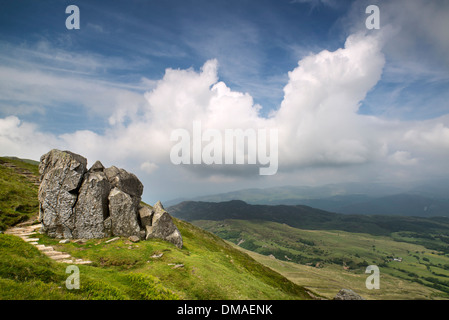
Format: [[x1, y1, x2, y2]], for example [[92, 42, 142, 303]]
[[169, 200, 449, 237]]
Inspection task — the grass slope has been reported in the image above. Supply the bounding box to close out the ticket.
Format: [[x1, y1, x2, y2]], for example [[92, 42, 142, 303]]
[[0, 157, 311, 300], [0, 157, 39, 231], [194, 219, 449, 299]]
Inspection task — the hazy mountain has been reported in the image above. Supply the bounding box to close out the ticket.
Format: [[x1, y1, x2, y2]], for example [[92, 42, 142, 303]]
[[165, 180, 449, 217], [168, 200, 449, 236]]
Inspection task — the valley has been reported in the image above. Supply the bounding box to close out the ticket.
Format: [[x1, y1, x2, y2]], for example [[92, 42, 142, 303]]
[[170, 201, 449, 299]]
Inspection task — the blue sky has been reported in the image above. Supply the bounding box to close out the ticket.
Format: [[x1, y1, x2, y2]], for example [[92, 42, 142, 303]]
[[0, 0, 348, 128], [1, 0, 449, 203]]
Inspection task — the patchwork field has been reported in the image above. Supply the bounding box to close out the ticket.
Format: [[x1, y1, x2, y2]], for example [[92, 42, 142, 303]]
[[195, 219, 449, 299]]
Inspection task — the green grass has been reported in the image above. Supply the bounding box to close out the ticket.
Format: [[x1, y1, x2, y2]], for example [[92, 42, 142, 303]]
[[0, 157, 312, 300], [0, 221, 312, 300], [194, 219, 449, 299], [0, 157, 39, 231], [34, 218, 311, 300]]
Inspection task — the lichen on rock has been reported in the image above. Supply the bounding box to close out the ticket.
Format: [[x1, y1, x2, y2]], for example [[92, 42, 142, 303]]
[[38, 149, 182, 248]]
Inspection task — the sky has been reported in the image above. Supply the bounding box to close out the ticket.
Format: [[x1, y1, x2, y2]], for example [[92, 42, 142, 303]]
[[1, 0, 449, 204]]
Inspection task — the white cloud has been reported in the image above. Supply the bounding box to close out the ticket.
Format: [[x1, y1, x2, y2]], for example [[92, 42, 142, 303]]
[[404, 122, 449, 149], [0, 64, 147, 123], [0, 116, 60, 159], [2, 30, 449, 202], [389, 151, 418, 166], [140, 161, 158, 174], [275, 32, 386, 168], [343, 0, 449, 80]]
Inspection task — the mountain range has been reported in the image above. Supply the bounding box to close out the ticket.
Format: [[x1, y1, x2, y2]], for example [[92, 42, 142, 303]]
[[166, 181, 449, 217], [168, 200, 449, 237]]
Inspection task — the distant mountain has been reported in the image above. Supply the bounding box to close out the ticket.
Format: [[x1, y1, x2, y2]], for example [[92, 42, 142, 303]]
[[168, 200, 449, 236], [165, 181, 449, 217], [166, 183, 402, 204], [338, 194, 449, 217]]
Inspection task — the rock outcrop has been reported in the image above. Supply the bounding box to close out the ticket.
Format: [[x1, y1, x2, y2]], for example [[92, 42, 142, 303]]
[[38, 149, 182, 248], [38, 150, 88, 239], [333, 289, 365, 300], [143, 201, 183, 249]]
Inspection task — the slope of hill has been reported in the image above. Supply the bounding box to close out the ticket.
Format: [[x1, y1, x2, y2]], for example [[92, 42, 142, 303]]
[[0, 157, 312, 300], [170, 200, 449, 299], [191, 219, 449, 299], [0, 157, 40, 231]]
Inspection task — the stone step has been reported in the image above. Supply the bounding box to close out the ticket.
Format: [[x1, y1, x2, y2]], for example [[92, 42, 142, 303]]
[[6, 225, 93, 265], [10, 232, 36, 237], [49, 254, 71, 260], [74, 260, 92, 265], [37, 246, 54, 252], [6, 232, 29, 236], [45, 250, 65, 256], [6, 227, 28, 233], [59, 259, 75, 264]]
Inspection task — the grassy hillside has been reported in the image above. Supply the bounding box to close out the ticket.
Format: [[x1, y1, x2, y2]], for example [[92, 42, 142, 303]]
[[0, 157, 312, 300], [194, 219, 449, 299], [0, 157, 40, 231]]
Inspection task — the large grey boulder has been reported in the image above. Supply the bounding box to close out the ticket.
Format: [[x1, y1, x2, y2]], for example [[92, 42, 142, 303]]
[[138, 205, 153, 233], [38, 149, 182, 247], [104, 166, 143, 198], [38, 149, 88, 238], [73, 167, 111, 239], [144, 201, 183, 249], [333, 289, 365, 300], [108, 187, 141, 238], [89, 160, 105, 172]]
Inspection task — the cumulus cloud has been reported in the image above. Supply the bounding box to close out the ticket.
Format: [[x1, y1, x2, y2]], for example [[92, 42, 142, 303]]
[[0, 116, 60, 159], [2, 29, 449, 201], [275, 32, 386, 168], [343, 0, 449, 79]]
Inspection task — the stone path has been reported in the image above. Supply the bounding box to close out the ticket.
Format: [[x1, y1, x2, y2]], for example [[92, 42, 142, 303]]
[[5, 223, 92, 265], [0, 160, 40, 187]]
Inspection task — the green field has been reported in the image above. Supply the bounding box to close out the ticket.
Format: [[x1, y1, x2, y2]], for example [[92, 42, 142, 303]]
[[0, 218, 313, 300], [0, 157, 311, 300], [194, 219, 449, 299]]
